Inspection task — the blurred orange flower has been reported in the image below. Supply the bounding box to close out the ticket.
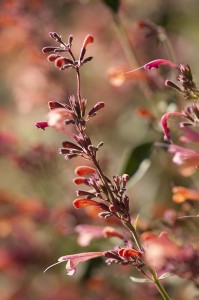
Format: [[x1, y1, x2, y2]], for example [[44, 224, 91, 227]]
[[172, 186, 199, 203]]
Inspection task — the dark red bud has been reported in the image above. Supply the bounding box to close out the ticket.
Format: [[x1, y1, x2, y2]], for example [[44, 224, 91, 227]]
[[47, 54, 61, 62], [42, 46, 59, 53], [35, 122, 49, 130]]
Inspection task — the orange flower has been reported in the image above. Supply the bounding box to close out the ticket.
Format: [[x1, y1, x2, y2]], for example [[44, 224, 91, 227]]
[[75, 166, 96, 176], [73, 198, 100, 208], [108, 66, 147, 87], [172, 186, 199, 203]]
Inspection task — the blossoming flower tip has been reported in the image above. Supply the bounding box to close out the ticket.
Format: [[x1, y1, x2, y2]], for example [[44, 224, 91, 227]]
[[73, 198, 100, 208]]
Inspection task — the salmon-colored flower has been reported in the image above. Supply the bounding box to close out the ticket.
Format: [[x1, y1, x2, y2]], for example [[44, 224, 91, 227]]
[[73, 198, 100, 208], [44, 251, 104, 275], [103, 226, 125, 240], [172, 186, 199, 203], [142, 231, 181, 269], [75, 166, 97, 176], [82, 35, 94, 49], [108, 66, 147, 87]]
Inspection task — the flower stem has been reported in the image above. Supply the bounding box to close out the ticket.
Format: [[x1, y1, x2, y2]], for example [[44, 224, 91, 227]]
[[150, 268, 171, 300]]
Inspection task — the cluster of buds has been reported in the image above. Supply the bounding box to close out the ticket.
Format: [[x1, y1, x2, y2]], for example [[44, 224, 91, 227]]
[[42, 32, 93, 71], [166, 64, 199, 100], [104, 245, 143, 268], [73, 166, 131, 222]]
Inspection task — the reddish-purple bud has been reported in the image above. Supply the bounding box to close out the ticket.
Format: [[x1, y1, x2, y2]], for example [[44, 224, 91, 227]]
[[62, 141, 82, 150], [42, 46, 58, 54], [48, 101, 66, 110], [35, 122, 49, 130]]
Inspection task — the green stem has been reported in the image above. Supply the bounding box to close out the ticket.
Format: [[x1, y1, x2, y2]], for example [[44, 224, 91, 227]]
[[150, 268, 171, 300], [112, 14, 153, 103], [121, 220, 143, 251]]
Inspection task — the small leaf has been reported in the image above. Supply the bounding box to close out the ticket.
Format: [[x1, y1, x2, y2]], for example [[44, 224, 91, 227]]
[[102, 0, 120, 13], [123, 142, 153, 179], [133, 214, 139, 231], [130, 276, 152, 283], [158, 273, 173, 280]]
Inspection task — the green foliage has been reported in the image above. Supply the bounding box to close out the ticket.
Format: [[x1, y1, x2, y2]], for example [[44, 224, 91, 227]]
[[123, 142, 153, 179]]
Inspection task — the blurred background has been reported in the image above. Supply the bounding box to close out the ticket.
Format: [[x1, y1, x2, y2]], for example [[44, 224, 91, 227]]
[[1, 0, 199, 299]]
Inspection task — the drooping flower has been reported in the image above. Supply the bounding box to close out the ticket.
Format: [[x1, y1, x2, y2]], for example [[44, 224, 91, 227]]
[[44, 251, 104, 275]]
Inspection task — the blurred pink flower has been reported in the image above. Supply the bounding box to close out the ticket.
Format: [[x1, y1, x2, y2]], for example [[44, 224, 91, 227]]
[[75, 225, 104, 246], [141, 231, 181, 269], [180, 127, 199, 143], [44, 251, 104, 275], [168, 144, 199, 176]]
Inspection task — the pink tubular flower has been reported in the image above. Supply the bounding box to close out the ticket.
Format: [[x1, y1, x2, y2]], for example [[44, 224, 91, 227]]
[[44, 251, 104, 275], [123, 59, 177, 75]]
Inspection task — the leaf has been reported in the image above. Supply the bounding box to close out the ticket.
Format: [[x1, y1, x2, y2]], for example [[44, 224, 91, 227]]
[[102, 0, 120, 13], [123, 142, 153, 179], [158, 273, 173, 280], [130, 276, 152, 284], [133, 214, 139, 231]]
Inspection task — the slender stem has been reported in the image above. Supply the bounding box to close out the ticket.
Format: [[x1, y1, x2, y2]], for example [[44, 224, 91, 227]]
[[92, 156, 143, 251], [163, 36, 177, 64], [150, 267, 171, 300], [112, 14, 153, 103], [121, 220, 143, 251]]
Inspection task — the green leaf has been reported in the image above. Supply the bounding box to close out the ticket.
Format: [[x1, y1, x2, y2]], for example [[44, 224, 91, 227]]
[[158, 273, 173, 280], [130, 276, 152, 284], [133, 214, 139, 231], [123, 142, 153, 179], [102, 0, 120, 13]]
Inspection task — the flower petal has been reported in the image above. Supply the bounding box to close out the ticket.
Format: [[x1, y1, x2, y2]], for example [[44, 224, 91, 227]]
[[73, 198, 100, 208]]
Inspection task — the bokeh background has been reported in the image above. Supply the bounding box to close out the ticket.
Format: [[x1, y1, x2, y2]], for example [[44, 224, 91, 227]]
[[1, 0, 199, 299]]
